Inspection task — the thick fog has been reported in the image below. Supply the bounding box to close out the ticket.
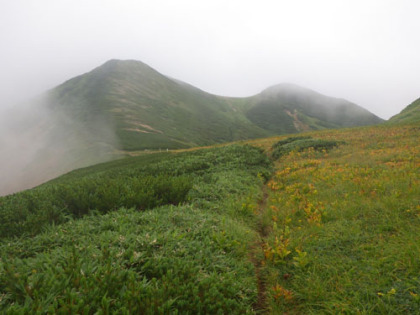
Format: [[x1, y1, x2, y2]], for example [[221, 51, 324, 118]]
[[1, 0, 419, 119], [0, 0, 419, 195], [0, 96, 119, 196]]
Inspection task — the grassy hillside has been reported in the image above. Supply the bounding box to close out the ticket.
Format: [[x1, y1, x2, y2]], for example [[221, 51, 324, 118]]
[[48, 59, 271, 151], [246, 84, 384, 134], [1, 60, 385, 196], [247, 124, 420, 313], [0, 145, 272, 313], [47, 61, 383, 152], [388, 97, 420, 124], [41, 60, 386, 154], [1, 122, 418, 313]]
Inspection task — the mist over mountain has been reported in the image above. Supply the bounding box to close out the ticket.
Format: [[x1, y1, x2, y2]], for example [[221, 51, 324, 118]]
[[0, 94, 119, 196], [246, 83, 384, 134], [0, 59, 384, 195]]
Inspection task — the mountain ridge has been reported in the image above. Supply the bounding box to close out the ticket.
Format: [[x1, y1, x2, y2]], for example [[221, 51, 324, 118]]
[[1, 59, 384, 196]]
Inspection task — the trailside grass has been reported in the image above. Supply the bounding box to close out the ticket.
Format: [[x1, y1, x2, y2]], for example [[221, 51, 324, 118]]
[[1, 122, 418, 313], [0, 145, 272, 313], [252, 124, 420, 313]]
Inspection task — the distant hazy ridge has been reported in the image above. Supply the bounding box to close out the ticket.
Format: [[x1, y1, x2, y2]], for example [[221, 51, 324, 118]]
[[48, 59, 383, 151], [0, 59, 384, 195]]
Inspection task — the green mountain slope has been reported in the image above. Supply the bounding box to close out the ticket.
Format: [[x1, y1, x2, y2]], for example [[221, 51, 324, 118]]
[[1, 59, 384, 196], [47, 59, 270, 151], [246, 83, 384, 134], [388, 97, 420, 124], [45, 60, 383, 151]]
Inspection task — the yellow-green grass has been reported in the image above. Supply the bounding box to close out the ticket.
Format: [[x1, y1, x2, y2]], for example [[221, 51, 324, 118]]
[[1, 121, 418, 313], [251, 124, 420, 313]]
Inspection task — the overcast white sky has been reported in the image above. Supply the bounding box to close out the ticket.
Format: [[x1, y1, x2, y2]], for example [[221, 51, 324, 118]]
[[1, 0, 419, 119]]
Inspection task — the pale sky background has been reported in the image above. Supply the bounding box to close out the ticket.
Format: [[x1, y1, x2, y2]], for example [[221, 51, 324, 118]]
[[1, 0, 419, 119]]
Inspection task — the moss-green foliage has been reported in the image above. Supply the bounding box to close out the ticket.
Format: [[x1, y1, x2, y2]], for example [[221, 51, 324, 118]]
[[0, 207, 257, 314], [0, 175, 191, 239], [0, 145, 271, 239], [0, 144, 272, 313], [271, 136, 312, 148], [116, 129, 191, 151], [271, 136, 340, 159]]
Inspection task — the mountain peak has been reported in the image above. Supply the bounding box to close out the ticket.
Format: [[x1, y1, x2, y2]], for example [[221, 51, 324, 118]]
[[94, 59, 153, 74], [261, 83, 325, 98], [101, 59, 146, 66]]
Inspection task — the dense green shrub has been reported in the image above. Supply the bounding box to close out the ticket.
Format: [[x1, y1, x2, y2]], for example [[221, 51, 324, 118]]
[[0, 145, 271, 239], [271, 136, 312, 149], [0, 175, 191, 238], [0, 207, 257, 314], [272, 136, 341, 159], [0, 144, 272, 313]]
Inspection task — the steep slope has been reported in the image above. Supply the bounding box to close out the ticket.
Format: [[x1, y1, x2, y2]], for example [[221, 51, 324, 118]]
[[245, 83, 384, 134], [48, 59, 270, 151], [388, 97, 420, 124], [46, 60, 384, 151]]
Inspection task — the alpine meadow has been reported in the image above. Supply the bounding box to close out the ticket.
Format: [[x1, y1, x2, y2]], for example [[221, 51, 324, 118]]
[[0, 60, 419, 314]]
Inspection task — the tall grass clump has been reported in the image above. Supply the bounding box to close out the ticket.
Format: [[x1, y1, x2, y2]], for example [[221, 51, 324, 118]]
[[0, 175, 192, 238], [271, 136, 341, 159]]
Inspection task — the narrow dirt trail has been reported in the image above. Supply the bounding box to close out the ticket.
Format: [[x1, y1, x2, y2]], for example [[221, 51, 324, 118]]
[[250, 185, 270, 313]]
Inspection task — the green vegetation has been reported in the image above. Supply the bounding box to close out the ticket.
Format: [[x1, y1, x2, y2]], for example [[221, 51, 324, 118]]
[[3, 60, 385, 196], [44, 60, 383, 153], [388, 98, 420, 124], [2, 86, 418, 313], [0, 144, 272, 313], [271, 136, 340, 159], [49, 59, 271, 152], [246, 100, 299, 134], [1, 207, 257, 314], [252, 125, 420, 313], [246, 83, 383, 134], [0, 175, 191, 238]]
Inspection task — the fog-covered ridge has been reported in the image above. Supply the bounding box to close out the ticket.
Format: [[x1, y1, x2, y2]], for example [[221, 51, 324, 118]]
[[0, 59, 386, 196]]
